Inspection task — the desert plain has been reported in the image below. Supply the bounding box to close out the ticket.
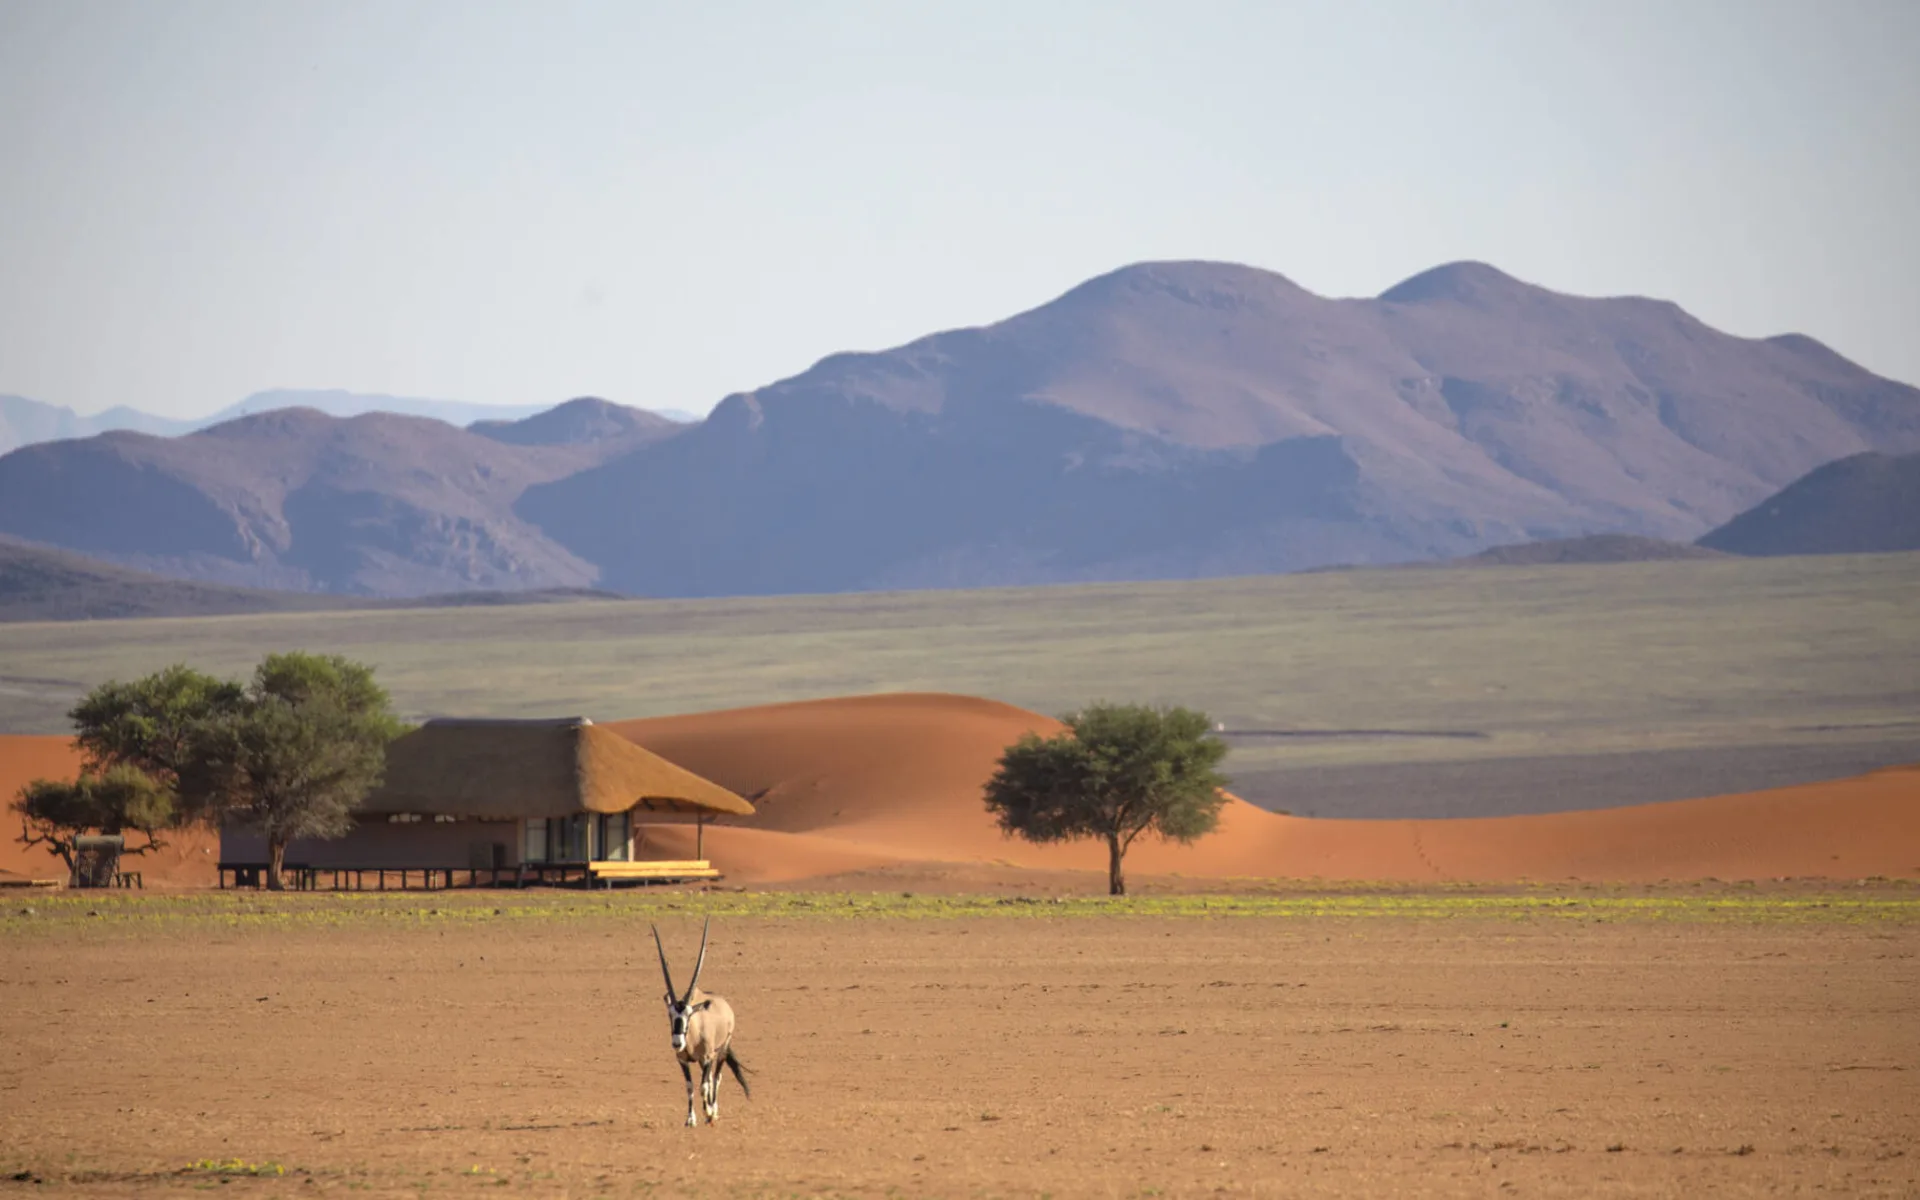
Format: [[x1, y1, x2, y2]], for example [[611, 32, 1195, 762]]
[[3, 891, 1917, 1198]]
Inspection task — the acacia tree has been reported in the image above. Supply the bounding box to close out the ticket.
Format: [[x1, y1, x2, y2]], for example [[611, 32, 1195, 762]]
[[185, 652, 404, 890], [12, 765, 177, 876], [59, 655, 402, 891], [14, 665, 230, 876], [985, 703, 1230, 896]]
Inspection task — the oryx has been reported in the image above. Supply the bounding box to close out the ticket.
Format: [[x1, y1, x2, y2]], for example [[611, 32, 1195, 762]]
[[652, 917, 751, 1126]]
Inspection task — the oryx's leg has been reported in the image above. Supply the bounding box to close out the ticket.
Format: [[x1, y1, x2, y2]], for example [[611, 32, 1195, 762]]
[[703, 1059, 721, 1122], [679, 1059, 699, 1127]]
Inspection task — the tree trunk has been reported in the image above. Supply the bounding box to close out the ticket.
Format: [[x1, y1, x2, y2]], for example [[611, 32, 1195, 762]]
[[267, 834, 287, 891], [1107, 833, 1126, 897]]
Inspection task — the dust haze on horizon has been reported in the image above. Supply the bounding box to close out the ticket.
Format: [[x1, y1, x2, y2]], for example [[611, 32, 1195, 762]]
[[2, 0, 1916, 421]]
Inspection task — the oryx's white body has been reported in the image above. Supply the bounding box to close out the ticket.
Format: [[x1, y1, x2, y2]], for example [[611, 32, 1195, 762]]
[[654, 919, 751, 1126]]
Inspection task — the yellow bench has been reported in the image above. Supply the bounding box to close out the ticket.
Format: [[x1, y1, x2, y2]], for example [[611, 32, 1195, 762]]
[[588, 859, 721, 882]]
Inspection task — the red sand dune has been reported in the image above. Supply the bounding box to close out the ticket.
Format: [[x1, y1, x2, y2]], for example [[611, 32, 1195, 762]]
[[2, 692, 1915, 888], [614, 693, 1920, 885], [0, 737, 220, 885]]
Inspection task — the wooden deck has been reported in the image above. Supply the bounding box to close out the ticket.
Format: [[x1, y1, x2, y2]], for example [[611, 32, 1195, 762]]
[[589, 859, 720, 883], [216, 859, 722, 890]]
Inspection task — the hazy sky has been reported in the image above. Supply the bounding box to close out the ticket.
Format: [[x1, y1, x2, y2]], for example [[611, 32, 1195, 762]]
[[2, 0, 1915, 419]]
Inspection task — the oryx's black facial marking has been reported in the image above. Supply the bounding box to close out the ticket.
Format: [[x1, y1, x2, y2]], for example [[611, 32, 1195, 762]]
[[666, 994, 690, 1050]]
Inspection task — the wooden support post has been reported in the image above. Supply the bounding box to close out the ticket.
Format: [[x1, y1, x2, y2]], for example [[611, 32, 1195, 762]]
[[697, 814, 705, 861]]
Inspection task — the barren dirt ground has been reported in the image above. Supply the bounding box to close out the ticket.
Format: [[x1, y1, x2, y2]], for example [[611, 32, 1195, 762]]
[[3, 897, 1917, 1198]]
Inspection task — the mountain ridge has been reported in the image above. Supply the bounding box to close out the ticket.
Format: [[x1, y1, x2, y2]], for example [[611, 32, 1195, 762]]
[[517, 258, 1918, 595]]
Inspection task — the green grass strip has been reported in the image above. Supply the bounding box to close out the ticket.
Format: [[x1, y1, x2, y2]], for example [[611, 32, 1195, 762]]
[[5, 884, 1917, 935]]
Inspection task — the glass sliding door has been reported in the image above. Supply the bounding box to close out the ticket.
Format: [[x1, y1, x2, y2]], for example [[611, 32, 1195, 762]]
[[542, 814, 589, 861], [596, 812, 630, 861]]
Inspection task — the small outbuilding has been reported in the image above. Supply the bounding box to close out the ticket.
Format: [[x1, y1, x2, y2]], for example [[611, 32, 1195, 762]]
[[219, 717, 754, 889]]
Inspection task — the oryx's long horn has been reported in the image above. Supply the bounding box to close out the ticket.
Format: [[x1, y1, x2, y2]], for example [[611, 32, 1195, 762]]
[[683, 916, 711, 1000], [651, 924, 677, 997]]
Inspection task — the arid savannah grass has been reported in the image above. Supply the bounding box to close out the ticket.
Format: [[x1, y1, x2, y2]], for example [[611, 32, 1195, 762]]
[[3, 887, 1916, 1198], [2, 554, 1915, 773]]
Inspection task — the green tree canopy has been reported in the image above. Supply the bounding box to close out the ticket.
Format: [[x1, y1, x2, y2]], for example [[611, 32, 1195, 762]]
[[12, 765, 177, 875], [186, 652, 406, 890], [984, 703, 1230, 896], [69, 664, 246, 797]]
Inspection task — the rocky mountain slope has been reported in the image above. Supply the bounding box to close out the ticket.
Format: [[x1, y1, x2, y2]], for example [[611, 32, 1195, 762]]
[[1699, 450, 1920, 556]]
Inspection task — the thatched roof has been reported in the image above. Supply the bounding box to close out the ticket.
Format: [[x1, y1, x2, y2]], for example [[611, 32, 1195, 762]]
[[362, 718, 753, 819]]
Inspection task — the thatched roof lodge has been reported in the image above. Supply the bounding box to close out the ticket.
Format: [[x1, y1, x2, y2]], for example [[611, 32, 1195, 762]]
[[219, 717, 753, 887], [366, 717, 753, 820]]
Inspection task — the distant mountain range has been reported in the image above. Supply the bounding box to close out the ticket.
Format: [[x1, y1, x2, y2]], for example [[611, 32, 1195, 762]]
[[0, 260, 1915, 599], [0, 389, 696, 457], [0, 535, 623, 622], [1, 455, 1909, 620], [0, 399, 682, 595], [1, 395, 196, 448]]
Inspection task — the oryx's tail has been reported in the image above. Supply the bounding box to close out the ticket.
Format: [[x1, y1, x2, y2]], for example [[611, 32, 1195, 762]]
[[723, 1046, 752, 1099]]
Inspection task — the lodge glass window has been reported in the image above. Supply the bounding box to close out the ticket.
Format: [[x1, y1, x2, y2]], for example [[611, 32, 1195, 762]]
[[523, 813, 628, 862]]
